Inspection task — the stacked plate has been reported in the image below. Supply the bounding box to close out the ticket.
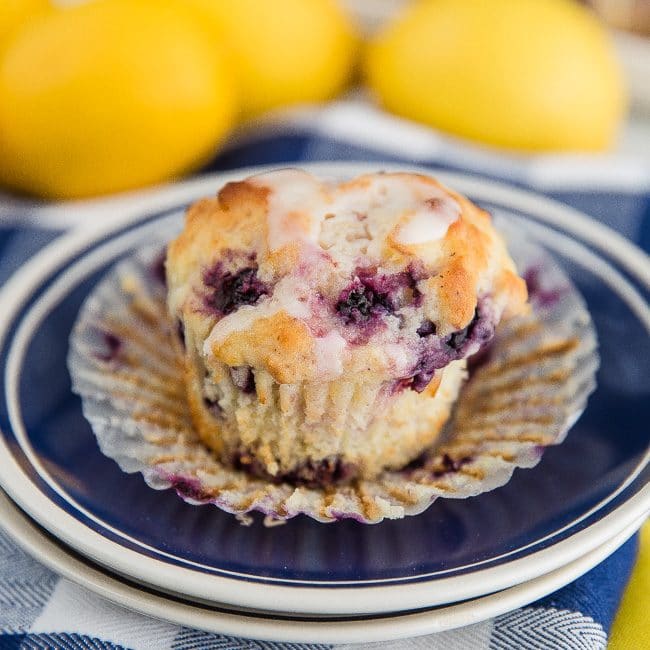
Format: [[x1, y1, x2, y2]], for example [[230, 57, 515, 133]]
[[0, 163, 648, 645]]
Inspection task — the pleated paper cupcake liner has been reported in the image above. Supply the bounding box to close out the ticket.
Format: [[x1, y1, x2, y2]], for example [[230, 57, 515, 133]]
[[68, 226, 598, 524]]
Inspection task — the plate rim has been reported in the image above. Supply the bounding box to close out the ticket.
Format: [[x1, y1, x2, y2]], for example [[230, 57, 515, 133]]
[[0, 489, 643, 645], [0, 162, 648, 616]]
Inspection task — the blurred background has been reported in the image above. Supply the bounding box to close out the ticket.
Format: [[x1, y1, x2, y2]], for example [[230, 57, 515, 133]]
[[0, 0, 648, 207]]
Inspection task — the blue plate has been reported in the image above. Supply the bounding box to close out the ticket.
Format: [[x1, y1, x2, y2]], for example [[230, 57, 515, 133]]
[[0, 164, 648, 615]]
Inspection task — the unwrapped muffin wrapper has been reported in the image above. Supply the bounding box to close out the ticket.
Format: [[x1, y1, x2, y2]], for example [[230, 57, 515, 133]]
[[68, 224, 598, 524]]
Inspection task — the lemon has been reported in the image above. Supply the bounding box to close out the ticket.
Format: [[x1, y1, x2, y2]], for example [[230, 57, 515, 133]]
[[365, 0, 626, 152], [0, 0, 236, 199], [0, 0, 50, 50], [186, 0, 357, 116], [0, 0, 52, 190]]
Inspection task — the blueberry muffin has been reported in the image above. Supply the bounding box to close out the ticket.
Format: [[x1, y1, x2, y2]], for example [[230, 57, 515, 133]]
[[166, 170, 528, 484]]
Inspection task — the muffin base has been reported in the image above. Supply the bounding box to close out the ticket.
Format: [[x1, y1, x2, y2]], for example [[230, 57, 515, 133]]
[[185, 330, 467, 482]]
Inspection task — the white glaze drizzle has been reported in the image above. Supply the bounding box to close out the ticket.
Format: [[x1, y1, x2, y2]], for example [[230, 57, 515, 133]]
[[251, 169, 460, 252], [382, 343, 418, 375], [313, 331, 347, 379], [250, 169, 326, 252], [394, 198, 460, 246]]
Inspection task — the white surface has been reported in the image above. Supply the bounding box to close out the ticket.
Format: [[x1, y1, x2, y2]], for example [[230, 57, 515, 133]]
[[0, 163, 648, 617], [0, 489, 642, 645]]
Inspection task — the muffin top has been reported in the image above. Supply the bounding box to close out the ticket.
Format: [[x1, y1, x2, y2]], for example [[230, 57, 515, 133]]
[[167, 169, 527, 387]]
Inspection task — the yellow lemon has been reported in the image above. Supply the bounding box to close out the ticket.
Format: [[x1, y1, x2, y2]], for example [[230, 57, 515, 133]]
[[0, 0, 236, 199], [365, 0, 626, 152], [186, 0, 357, 116], [0, 0, 52, 189], [0, 0, 51, 50]]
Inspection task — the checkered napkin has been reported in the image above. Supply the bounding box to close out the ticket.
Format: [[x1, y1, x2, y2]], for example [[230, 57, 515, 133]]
[[0, 525, 638, 650], [1, 101, 648, 649]]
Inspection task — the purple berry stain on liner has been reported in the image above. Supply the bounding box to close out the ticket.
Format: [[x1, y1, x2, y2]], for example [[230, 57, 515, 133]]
[[523, 266, 564, 308], [92, 330, 122, 363], [202, 255, 269, 316], [150, 248, 167, 287], [168, 474, 211, 502]]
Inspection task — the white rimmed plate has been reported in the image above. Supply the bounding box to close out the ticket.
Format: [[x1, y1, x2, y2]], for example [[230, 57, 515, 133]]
[[0, 163, 647, 616]]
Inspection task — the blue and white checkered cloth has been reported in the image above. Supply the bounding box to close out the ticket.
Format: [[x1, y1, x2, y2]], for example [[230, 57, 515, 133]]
[[0, 525, 639, 650], [1, 101, 648, 649]]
